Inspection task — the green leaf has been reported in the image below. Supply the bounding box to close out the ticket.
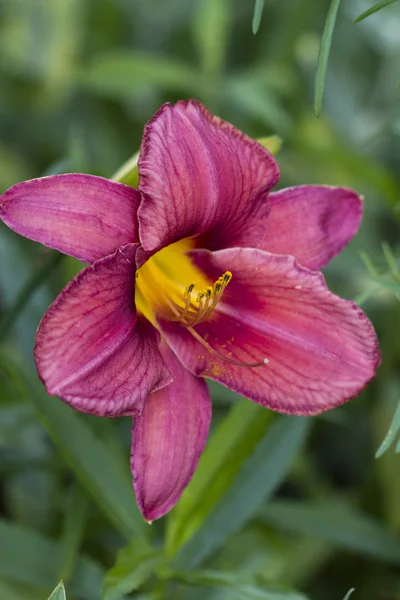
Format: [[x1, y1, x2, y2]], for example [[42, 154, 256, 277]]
[[0, 579, 42, 600], [376, 400, 400, 458], [342, 589, 355, 600], [167, 569, 309, 600], [252, 0, 265, 34], [0, 0, 82, 91], [227, 76, 291, 133], [193, 0, 231, 76], [381, 242, 400, 281], [111, 151, 140, 188], [102, 541, 162, 600], [257, 135, 282, 155], [0, 519, 102, 598], [167, 399, 273, 554], [172, 415, 310, 567], [58, 485, 90, 583], [354, 0, 400, 22], [0, 356, 150, 545], [314, 0, 342, 116], [0, 231, 53, 355], [48, 581, 66, 600], [260, 501, 400, 563], [0, 251, 63, 341], [78, 52, 204, 98]]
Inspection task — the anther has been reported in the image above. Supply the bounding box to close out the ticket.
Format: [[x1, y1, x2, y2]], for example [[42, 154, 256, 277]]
[[185, 283, 195, 297], [167, 270, 233, 328]]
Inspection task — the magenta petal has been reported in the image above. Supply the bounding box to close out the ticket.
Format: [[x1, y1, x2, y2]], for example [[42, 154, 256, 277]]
[[0, 174, 140, 262], [131, 344, 211, 521], [260, 186, 363, 270], [34, 244, 171, 417], [138, 100, 279, 253], [159, 248, 380, 416]]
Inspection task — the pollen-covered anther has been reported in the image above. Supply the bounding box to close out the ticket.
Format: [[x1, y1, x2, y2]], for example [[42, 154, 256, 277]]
[[172, 271, 232, 327], [162, 270, 267, 369]]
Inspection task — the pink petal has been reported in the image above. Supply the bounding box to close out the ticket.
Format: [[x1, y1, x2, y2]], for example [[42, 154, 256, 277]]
[[260, 186, 363, 270], [159, 248, 380, 416], [34, 244, 171, 417], [131, 343, 211, 521], [138, 100, 279, 253], [0, 174, 140, 262]]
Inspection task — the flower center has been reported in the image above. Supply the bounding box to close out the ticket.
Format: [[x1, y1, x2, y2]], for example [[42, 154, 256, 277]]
[[135, 239, 230, 327], [135, 240, 268, 370]]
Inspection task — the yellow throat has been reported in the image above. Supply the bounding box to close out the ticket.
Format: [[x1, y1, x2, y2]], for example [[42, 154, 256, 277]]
[[135, 239, 231, 327]]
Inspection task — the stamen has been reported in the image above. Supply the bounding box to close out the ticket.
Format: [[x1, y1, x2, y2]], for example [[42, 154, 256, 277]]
[[180, 290, 192, 321], [161, 279, 268, 368], [187, 326, 268, 369], [184, 283, 195, 297], [166, 271, 233, 327], [191, 287, 212, 327]]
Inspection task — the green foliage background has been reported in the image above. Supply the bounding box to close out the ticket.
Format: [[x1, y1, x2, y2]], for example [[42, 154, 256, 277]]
[[0, 0, 400, 599]]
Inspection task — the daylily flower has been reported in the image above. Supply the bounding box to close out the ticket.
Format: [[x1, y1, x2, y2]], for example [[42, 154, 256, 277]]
[[0, 100, 379, 521]]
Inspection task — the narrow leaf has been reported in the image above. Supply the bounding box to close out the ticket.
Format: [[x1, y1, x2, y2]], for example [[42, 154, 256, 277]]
[[381, 242, 400, 281], [355, 0, 399, 23], [0, 579, 41, 600], [376, 400, 400, 458], [167, 399, 273, 554], [48, 582, 66, 600], [0, 251, 63, 341], [193, 0, 231, 75], [168, 569, 309, 600], [342, 589, 355, 600], [260, 502, 400, 563], [0, 520, 102, 598], [78, 52, 204, 98], [314, 0, 342, 116], [0, 356, 150, 545], [102, 541, 162, 600], [252, 0, 265, 34], [227, 77, 291, 133], [58, 485, 90, 583], [111, 151, 139, 188], [257, 135, 282, 155], [172, 416, 310, 567]]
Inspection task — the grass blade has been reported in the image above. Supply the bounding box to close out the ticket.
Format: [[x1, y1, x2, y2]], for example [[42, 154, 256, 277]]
[[168, 569, 309, 599], [314, 0, 342, 116], [342, 589, 355, 600], [355, 0, 399, 23], [193, 0, 231, 76], [167, 398, 273, 555], [78, 52, 204, 98], [0, 519, 102, 598], [58, 485, 90, 583], [0, 251, 63, 341], [102, 541, 162, 600], [48, 582, 66, 600], [375, 400, 400, 458], [0, 355, 150, 545], [252, 0, 265, 34], [260, 501, 400, 563], [172, 415, 310, 567]]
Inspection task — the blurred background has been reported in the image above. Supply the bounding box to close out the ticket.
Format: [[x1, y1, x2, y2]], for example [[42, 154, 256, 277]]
[[0, 0, 400, 599]]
